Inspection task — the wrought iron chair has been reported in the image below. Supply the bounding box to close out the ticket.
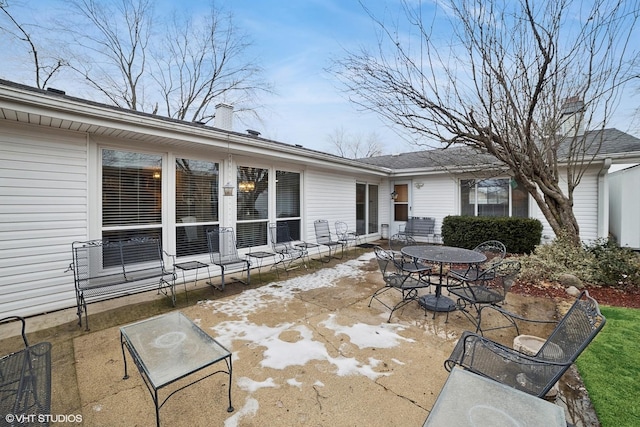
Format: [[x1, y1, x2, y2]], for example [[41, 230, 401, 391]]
[[448, 240, 506, 285], [369, 246, 431, 322], [448, 260, 521, 331], [314, 219, 345, 262], [444, 290, 606, 398], [0, 316, 52, 421], [335, 220, 359, 250], [268, 222, 308, 275], [206, 227, 251, 290]]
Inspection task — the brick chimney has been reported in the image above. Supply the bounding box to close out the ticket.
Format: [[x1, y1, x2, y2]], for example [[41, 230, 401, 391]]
[[214, 103, 234, 131], [560, 96, 585, 136]]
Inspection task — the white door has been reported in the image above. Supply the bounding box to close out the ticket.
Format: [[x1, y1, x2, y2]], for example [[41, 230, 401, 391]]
[[391, 182, 411, 237]]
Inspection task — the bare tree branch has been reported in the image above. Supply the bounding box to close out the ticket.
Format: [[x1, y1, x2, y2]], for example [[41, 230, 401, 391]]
[[332, 0, 640, 245], [326, 126, 383, 158], [0, 0, 67, 88]]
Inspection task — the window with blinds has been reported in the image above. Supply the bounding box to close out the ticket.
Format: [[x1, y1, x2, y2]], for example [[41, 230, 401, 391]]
[[175, 158, 220, 257], [102, 149, 162, 243], [236, 166, 269, 248], [461, 178, 529, 217], [276, 170, 301, 238]]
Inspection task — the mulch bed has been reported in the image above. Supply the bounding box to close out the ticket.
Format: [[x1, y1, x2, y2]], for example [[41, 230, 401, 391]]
[[511, 281, 640, 309]]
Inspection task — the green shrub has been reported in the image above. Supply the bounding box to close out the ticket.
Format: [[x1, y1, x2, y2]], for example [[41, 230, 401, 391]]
[[585, 238, 640, 287], [441, 216, 542, 254], [519, 233, 595, 283], [519, 234, 640, 288]]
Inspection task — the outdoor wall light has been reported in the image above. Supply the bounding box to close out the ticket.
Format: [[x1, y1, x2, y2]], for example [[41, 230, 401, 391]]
[[391, 190, 398, 200], [223, 181, 235, 196]]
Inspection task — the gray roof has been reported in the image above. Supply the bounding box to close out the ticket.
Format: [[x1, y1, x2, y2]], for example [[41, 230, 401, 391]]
[[358, 128, 640, 171]]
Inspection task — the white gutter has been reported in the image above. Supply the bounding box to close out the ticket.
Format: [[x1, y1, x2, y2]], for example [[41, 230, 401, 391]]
[[597, 158, 612, 240]]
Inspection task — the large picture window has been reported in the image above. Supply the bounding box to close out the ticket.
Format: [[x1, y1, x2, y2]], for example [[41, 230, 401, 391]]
[[102, 149, 162, 242], [175, 158, 219, 257], [275, 170, 301, 239], [236, 166, 269, 248], [461, 178, 529, 217]]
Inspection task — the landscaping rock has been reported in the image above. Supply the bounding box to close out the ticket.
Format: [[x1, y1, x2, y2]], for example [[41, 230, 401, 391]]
[[566, 286, 582, 298], [558, 273, 583, 289]]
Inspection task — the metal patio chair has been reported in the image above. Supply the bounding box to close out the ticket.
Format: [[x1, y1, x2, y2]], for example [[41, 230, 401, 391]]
[[335, 220, 359, 250], [444, 290, 606, 398], [268, 222, 308, 276], [369, 246, 431, 322], [206, 227, 251, 290], [448, 240, 506, 285], [314, 219, 345, 262], [448, 260, 521, 331]]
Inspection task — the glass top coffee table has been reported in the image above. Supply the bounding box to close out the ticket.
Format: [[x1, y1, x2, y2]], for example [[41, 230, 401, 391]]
[[120, 311, 233, 427], [424, 367, 566, 426]]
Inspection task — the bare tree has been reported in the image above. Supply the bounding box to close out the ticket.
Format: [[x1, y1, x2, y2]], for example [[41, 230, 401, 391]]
[[60, 0, 269, 121], [151, 6, 269, 123], [327, 125, 383, 158], [0, 0, 67, 88], [64, 0, 152, 110], [332, 0, 640, 245]]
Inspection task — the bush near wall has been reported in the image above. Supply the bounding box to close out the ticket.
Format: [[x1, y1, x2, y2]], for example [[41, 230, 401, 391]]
[[441, 215, 543, 254]]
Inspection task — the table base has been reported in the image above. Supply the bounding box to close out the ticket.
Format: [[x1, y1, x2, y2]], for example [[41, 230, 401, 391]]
[[419, 294, 456, 312]]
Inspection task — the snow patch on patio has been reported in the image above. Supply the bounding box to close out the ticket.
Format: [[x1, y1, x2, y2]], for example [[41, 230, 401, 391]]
[[237, 377, 278, 392], [320, 313, 415, 348], [224, 397, 259, 427], [200, 252, 375, 318]]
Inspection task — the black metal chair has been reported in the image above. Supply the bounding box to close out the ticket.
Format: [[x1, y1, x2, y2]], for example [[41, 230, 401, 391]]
[[369, 246, 431, 322], [0, 316, 52, 421], [206, 227, 251, 289], [314, 219, 345, 262], [335, 220, 359, 250], [268, 222, 308, 275], [448, 260, 521, 331], [448, 240, 506, 284], [444, 290, 606, 398]]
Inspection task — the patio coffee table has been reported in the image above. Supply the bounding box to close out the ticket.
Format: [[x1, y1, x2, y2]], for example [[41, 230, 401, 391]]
[[120, 311, 233, 427], [423, 367, 566, 426], [401, 245, 486, 313]]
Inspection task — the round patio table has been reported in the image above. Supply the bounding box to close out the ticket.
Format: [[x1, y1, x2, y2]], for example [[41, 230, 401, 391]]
[[401, 245, 486, 312]]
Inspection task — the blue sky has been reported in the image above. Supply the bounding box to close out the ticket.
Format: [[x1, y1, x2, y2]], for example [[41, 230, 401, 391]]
[[1, 0, 638, 156], [226, 0, 418, 153]]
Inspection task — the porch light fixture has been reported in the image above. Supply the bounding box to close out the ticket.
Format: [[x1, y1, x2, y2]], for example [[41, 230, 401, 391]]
[[391, 190, 398, 200], [238, 181, 255, 192], [223, 181, 235, 196]]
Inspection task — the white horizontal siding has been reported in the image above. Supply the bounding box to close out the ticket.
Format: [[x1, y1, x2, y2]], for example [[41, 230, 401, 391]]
[[0, 122, 88, 318], [303, 169, 356, 242], [411, 175, 457, 236], [531, 166, 601, 244]]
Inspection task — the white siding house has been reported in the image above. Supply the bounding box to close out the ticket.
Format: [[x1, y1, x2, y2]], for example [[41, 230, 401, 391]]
[[2, 79, 640, 319], [0, 80, 388, 319]]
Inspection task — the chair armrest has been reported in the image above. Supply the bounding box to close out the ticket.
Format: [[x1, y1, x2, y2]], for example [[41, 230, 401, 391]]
[[477, 304, 558, 336], [445, 331, 572, 397]]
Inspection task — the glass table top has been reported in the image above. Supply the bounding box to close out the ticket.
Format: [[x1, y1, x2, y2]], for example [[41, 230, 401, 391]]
[[424, 367, 566, 427], [120, 311, 230, 389]]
